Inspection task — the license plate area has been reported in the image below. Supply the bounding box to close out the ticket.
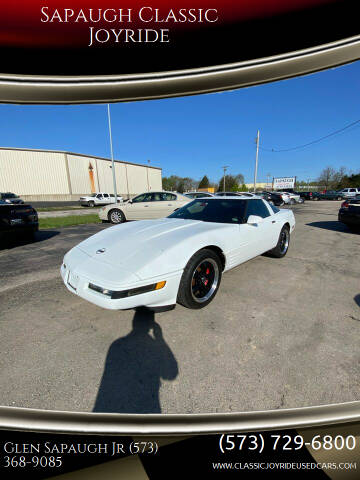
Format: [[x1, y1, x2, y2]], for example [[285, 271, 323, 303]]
[[10, 218, 23, 225], [68, 271, 80, 291]]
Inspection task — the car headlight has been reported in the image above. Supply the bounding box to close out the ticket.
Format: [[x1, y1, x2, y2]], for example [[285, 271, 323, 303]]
[[88, 281, 166, 299]]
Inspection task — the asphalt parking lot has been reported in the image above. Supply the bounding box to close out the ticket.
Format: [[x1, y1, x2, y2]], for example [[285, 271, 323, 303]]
[[0, 201, 359, 414]]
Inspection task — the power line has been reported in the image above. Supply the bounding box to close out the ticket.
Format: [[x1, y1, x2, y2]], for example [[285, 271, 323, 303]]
[[259, 118, 360, 153]]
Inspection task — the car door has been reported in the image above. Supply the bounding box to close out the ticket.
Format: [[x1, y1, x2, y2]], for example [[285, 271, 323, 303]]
[[237, 199, 279, 261], [125, 192, 153, 220], [102, 193, 110, 204], [146, 192, 171, 219], [95, 194, 104, 205]]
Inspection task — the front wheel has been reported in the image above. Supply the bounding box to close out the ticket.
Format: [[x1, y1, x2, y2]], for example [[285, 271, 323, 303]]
[[337, 197, 342, 201], [108, 208, 125, 224], [88, 201, 95, 207], [267, 225, 290, 258], [177, 249, 222, 309]]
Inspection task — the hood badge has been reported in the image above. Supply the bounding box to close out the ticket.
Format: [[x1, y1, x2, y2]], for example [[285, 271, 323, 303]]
[[96, 248, 106, 254]]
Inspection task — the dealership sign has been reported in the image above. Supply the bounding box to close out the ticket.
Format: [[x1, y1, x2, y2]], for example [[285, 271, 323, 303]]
[[273, 177, 296, 189]]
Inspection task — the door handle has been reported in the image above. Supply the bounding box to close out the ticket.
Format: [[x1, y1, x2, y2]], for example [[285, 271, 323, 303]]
[[144, 205, 149, 207], [272, 220, 276, 223]]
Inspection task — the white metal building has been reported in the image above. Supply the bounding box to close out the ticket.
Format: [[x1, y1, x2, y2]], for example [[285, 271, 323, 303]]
[[0, 147, 162, 201]]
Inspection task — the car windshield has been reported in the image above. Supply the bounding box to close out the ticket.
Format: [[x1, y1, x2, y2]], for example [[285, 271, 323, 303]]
[[168, 199, 247, 224]]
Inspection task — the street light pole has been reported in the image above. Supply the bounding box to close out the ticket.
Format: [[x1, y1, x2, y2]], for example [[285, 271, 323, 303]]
[[221, 165, 229, 192], [254, 130, 260, 193], [107, 104, 118, 204]]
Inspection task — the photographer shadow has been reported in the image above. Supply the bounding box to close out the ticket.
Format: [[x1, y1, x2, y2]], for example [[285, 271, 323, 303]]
[[93, 308, 178, 414]]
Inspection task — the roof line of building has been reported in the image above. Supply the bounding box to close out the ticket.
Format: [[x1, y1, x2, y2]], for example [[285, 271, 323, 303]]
[[0, 146, 162, 171]]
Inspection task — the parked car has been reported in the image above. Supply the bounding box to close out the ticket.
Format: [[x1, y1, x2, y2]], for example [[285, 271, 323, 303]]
[[184, 192, 215, 199], [61, 197, 295, 311], [0, 200, 38, 242], [297, 191, 321, 201], [338, 196, 360, 231], [79, 193, 123, 207], [318, 190, 345, 201], [0, 192, 25, 204], [338, 188, 360, 198], [277, 191, 302, 204], [216, 192, 255, 197], [99, 191, 190, 224], [257, 191, 284, 206]]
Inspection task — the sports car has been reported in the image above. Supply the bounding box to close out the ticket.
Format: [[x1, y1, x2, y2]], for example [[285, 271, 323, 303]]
[[61, 196, 295, 311]]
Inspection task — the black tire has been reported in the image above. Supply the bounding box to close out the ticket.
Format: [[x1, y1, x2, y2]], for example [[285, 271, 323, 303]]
[[290, 198, 295, 205], [88, 201, 95, 207], [267, 225, 290, 258], [337, 197, 342, 201], [177, 249, 222, 309], [108, 208, 126, 224]]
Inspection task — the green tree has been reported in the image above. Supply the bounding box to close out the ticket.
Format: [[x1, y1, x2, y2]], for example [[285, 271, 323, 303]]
[[217, 173, 244, 192], [198, 175, 210, 189]]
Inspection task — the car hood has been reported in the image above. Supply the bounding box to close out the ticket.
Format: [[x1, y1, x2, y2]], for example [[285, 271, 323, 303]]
[[74, 218, 234, 278]]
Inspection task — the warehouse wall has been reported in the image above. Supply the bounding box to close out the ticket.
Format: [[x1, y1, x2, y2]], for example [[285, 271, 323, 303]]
[[0, 149, 162, 201], [0, 149, 69, 197]]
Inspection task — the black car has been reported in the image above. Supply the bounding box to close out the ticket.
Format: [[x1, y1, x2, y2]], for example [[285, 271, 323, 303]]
[[338, 196, 360, 231], [0, 201, 39, 241], [297, 191, 321, 201], [0, 192, 25, 204], [257, 191, 284, 206]]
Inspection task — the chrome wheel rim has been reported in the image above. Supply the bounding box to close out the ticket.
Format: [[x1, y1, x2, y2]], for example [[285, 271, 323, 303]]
[[191, 258, 219, 303], [279, 229, 289, 254], [110, 211, 122, 223]]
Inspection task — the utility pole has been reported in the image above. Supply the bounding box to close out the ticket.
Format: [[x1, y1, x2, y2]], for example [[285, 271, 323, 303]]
[[266, 172, 271, 191], [221, 165, 229, 192], [146, 159, 150, 192], [107, 104, 118, 204], [254, 130, 260, 193]]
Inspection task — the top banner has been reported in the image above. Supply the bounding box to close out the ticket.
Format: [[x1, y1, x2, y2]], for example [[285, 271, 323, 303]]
[[0, 0, 360, 102]]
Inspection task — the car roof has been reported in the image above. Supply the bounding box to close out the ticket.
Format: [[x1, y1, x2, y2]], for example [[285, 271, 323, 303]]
[[194, 195, 263, 200]]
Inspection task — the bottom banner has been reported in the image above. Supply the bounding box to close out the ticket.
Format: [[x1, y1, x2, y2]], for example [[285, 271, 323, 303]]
[[0, 424, 359, 479]]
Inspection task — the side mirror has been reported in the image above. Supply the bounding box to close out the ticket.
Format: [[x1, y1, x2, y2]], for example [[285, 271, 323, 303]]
[[247, 215, 264, 225]]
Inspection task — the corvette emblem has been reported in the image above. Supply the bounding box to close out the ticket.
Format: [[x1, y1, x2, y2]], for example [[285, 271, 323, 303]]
[[96, 248, 106, 254]]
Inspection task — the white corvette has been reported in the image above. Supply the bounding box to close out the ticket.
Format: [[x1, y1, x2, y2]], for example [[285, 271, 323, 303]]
[[61, 197, 295, 311]]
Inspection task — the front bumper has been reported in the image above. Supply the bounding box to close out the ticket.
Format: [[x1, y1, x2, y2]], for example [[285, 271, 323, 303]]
[[60, 263, 182, 310]]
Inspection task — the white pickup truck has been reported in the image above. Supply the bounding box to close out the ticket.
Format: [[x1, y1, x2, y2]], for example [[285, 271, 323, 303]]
[[79, 193, 124, 207]]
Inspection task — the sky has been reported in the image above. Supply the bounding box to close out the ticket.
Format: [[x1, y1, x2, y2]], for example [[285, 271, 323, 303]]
[[1, 60, 360, 184]]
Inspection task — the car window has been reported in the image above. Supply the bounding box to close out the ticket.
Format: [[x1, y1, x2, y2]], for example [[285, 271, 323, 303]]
[[152, 192, 163, 202], [269, 204, 280, 214], [96, 194, 102, 198], [168, 199, 247, 224], [161, 193, 177, 201], [350, 189, 356, 192], [103, 194, 109, 198], [245, 199, 271, 220], [132, 193, 152, 203]]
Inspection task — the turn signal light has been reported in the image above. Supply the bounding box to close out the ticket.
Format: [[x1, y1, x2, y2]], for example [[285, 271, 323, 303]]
[[155, 281, 166, 290]]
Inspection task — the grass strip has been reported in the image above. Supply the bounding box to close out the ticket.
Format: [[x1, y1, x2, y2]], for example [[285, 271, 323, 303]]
[[39, 214, 101, 229]]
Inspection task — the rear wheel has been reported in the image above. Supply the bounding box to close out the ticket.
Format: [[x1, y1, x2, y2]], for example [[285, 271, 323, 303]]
[[108, 208, 125, 224], [337, 196, 342, 201], [177, 249, 222, 309], [267, 225, 290, 258]]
